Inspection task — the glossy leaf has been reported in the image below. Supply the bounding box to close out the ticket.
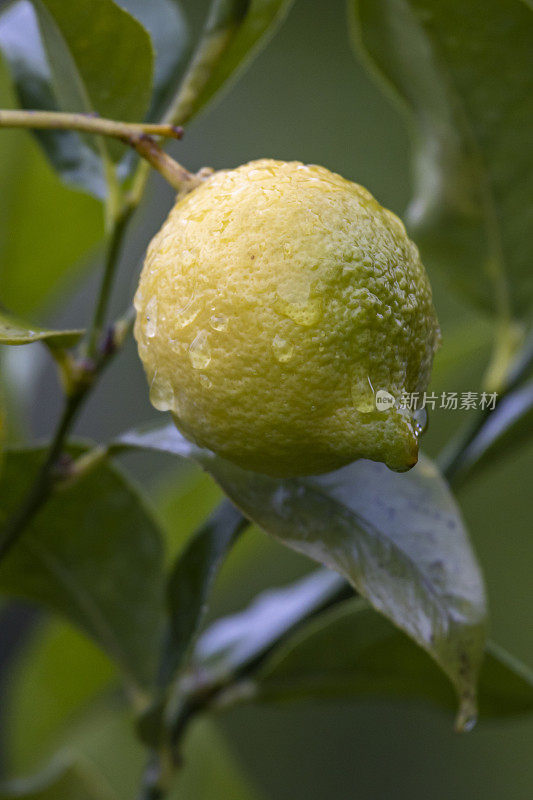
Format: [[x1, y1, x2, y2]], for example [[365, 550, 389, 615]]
[[194, 569, 349, 680], [349, 0, 533, 317], [254, 599, 533, 721], [171, 0, 295, 125], [0, 447, 165, 691], [160, 500, 248, 685], [116, 0, 189, 119], [116, 421, 487, 727], [0, 308, 83, 347], [457, 380, 533, 482], [0, 1, 106, 197]]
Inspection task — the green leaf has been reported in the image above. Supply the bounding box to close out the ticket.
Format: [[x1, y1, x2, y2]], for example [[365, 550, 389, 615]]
[[0, 447, 165, 691], [0, 759, 117, 800], [35, 0, 154, 124], [348, 0, 533, 318], [116, 0, 189, 119], [171, 0, 295, 125], [0, 55, 103, 314], [0, 308, 83, 347], [195, 569, 349, 680], [115, 422, 487, 729], [5, 619, 116, 774], [457, 379, 533, 482], [0, 2, 106, 198], [31, 0, 154, 164], [254, 598, 533, 721], [160, 500, 248, 685]]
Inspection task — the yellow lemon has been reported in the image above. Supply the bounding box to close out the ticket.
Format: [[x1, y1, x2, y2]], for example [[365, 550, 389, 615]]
[[134, 159, 440, 477]]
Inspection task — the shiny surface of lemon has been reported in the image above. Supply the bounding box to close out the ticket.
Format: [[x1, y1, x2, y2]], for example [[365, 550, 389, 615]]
[[134, 159, 440, 476]]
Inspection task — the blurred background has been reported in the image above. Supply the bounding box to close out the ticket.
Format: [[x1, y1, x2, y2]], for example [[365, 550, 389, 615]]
[[1, 0, 532, 797]]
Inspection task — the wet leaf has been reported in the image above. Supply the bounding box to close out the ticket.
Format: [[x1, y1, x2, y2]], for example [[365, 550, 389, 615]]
[[115, 422, 487, 728], [254, 598, 533, 721], [349, 0, 533, 317], [0, 308, 83, 347], [195, 569, 349, 680]]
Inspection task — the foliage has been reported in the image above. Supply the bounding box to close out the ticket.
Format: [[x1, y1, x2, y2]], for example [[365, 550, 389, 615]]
[[0, 0, 532, 797]]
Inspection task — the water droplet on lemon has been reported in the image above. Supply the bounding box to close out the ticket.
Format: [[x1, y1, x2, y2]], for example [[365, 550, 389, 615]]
[[413, 406, 428, 436], [150, 374, 174, 411], [175, 293, 198, 329], [189, 330, 211, 369], [144, 297, 158, 338], [272, 334, 294, 363], [210, 313, 228, 332], [351, 374, 375, 413]]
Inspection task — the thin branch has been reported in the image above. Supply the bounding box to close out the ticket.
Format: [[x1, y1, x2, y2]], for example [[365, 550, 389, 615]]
[[0, 308, 135, 562], [0, 109, 201, 193], [85, 209, 131, 358], [0, 109, 184, 141]]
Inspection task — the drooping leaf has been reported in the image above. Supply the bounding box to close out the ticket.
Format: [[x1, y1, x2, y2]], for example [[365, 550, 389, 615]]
[[169, 0, 295, 125], [349, 0, 533, 318], [253, 598, 533, 721], [115, 421, 487, 728], [194, 569, 349, 680], [0, 447, 165, 691], [0, 307, 83, 347], [160, 500, 248, 685], [116, 0, 189, 119], [0, 1, 106, 197]]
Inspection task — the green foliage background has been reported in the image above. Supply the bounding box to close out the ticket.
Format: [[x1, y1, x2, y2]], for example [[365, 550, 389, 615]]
[[0, 0, 532, 798]]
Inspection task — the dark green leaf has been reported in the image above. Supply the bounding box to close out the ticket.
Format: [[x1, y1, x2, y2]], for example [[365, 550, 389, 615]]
[[0, 308, 83, 347], [349, 0, 533, 317], [457, 380, 533, 481], [253, 598, 533, 721], [0, 447, 165, 691], [115, 422, 487, 729], [160, 500, 248, 685], [194, 569, 348, 680], [116, 0, 189, 119], [0, 2, 106, 197], [170, 0, 295, 125]]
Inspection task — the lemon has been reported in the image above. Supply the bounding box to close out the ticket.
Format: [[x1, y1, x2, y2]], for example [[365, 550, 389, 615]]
[[134, 159, 440, 477]]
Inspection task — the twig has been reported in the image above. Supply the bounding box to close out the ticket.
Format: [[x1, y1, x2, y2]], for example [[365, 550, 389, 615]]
[[0, 309, 135, 562], [0, 109, 184, 141]]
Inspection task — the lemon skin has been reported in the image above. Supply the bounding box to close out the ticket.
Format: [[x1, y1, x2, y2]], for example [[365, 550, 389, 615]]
[[134, 159, 440, 477]]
